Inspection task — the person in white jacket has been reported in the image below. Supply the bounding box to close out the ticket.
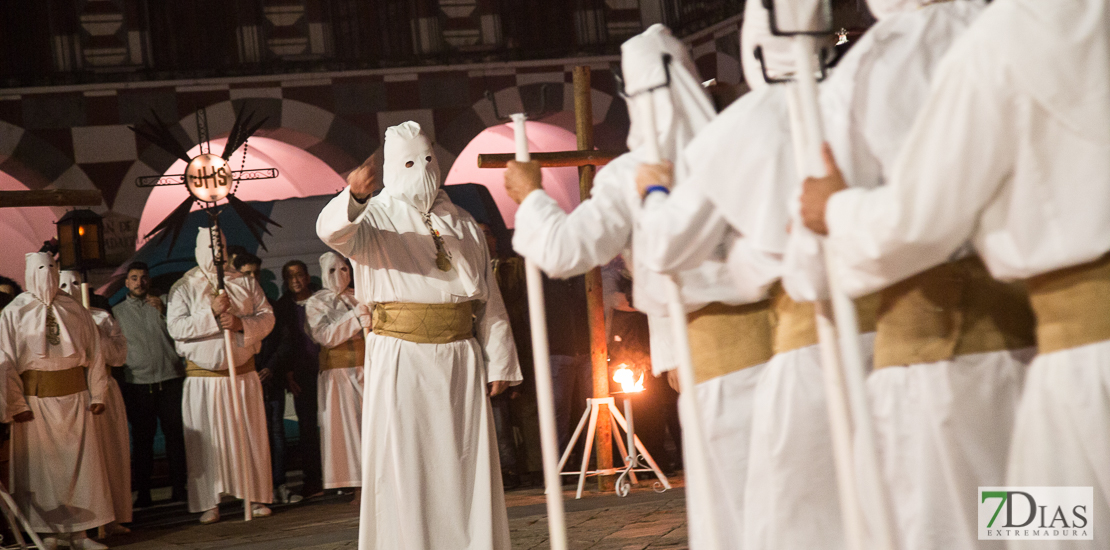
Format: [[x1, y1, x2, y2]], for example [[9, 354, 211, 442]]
[[0, 254, 112, 550], [504, 24, 768, 549], [304, 251, 367, 499], [59, 271, 133, 538], [800, 1, 1110, 548], [167, 230, 275, 524], [317, 121, 521, 550]]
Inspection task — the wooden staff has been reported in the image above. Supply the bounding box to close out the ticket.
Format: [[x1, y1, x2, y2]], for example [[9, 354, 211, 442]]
[[510, 113, 570, 550], [209, 226, 254, 522], [634, 90, 723, 550]]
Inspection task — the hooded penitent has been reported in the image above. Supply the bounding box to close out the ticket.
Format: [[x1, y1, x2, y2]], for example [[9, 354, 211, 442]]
[[381, 121, 441, 214], [318, 251, 358, 309], [24, 252, 82, 358], [59, 270, 82, 302], [621, 24, 715, 176], [194, 227, 228, 289]]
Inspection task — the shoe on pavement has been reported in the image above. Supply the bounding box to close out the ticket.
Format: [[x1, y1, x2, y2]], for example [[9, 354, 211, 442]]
[[275, 484, 303, 504], [70, 534, 109, 550], [251, 504, 272, 518], [40, 536, 59, 550], [199, 508, 220, 524], [103, 522, 131, 536]]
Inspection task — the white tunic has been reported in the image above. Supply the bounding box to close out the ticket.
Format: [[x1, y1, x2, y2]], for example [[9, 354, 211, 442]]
[[0, 293, 114, 533], [317, 187, 521, 550], [821, 1, 1110, 548], [167, 268, 275, 513], [304, 287, 365, 489], [90, 308, 133, 524]]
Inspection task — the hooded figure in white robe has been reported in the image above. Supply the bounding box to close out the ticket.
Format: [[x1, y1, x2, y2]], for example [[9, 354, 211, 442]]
[[59, 271, 133, 530], [800, 1, 1110, 548], [166, 230, 275, 520], [788, 2, 1038, 549], [0, 254, 113, 549], [317, 121, 522, 550], [634, 5, 866, 548], [510, 25, 763, 549], [304, 251, 365, 490]]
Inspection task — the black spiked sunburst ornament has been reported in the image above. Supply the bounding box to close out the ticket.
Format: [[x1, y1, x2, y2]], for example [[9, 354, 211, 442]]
[[130, 104, 282, 254]]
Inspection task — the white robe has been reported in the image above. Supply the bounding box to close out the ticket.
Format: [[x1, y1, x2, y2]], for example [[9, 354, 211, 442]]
[[821, 2, 1110, 548], [317, 188, 521, 550], [304, 288, 365, 489], [0, 293, 114, 533], [167, 268, 275, 513], [90, 308, 133, 524]]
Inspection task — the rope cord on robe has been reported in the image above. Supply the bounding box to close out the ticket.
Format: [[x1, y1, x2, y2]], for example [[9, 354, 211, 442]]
[[20, 366, 87, 397], [685, 301, 774, 384], [873, 255, 1036, 368], [184, 356, 257, 378], [1027, 251, 1110, 354], [371, 301, 475, 344], [319, 337, 366, 370]]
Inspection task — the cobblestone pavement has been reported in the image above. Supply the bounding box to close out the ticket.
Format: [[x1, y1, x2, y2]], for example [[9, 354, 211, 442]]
[[104, 476, 688, 549]]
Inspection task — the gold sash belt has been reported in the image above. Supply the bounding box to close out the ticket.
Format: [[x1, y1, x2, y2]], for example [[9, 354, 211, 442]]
[[319, 337, 366, 371], [1027, 253, 1110, 354], [21, 367, 87, 398], [185, 356, 256, 378], [686, 301, 774, 385], [769, 283, 881, 355], [874, 256, 1036, 369], [372, 301, 474, 344]]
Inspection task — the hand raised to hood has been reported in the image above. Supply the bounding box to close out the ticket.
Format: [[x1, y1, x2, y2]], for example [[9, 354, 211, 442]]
[[349, 152, 381, 202]]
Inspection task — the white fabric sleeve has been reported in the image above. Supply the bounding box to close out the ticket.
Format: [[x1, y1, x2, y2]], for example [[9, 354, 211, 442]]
[[317, 187, 371, 258], [166, 283, 221, 341], [84, 311, 109, 405], [637, 184, 730, 274], [305, 298, 362, 348], [647, 314, 677, 376], [825, 59, 1013, 296], [0, 313, 27, 421], [238, 280, 275, 348], [511, 180, 632, 279], [94, 312, 128, 367], [474, 249, 523, 385]]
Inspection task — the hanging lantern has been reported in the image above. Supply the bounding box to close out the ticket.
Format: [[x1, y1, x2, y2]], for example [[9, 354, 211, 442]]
[[56, 209, 105, 271]]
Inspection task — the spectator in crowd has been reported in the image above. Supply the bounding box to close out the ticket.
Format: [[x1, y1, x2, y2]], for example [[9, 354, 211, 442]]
[[304, 252, 367, 501], [269, 260, 324, 499], [112, 261, 188, 507], [167, 230, 274, 524], [235, 253, 298, 504], [0, 275, 20, 310], [59, 271, 133, 538], [1, 253, 113, 550], [226, 245, 249, 272]]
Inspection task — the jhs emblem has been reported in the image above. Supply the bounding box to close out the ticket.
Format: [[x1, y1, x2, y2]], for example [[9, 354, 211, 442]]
[[185, 154, 233, 203]]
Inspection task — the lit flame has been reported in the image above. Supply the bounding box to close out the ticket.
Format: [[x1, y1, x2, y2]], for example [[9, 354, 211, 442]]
[[78, 226, 86, 236], [613, 364, 644, 393]]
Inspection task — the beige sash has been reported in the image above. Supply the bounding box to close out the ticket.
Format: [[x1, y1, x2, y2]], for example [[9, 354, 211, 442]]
[[319, 337, 366, 371], [686, 301, 774, 385], [21, 367, 87, 398], [372, 301, 475, 344], [185, 356, 257, 378], [874, 256, 1036, 369], [1027, 253, 1110, 354], [769, 284, 881, 355]]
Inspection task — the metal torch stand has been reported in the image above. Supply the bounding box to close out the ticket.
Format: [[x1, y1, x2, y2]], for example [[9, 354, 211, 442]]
[[557, 396, 671, 499]]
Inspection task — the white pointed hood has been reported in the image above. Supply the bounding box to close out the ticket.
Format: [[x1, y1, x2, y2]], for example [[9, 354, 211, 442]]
[[59, 270, 82, 301], [320, 251, 352, 294], [24, 252, 82, 358], [621, 24, 716, 164], [194, 227, 227, 289], [381, 122, 441, 213]]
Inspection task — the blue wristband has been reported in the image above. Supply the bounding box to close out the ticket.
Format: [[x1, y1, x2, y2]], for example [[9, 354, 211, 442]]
[[645, 185, 670, 196]]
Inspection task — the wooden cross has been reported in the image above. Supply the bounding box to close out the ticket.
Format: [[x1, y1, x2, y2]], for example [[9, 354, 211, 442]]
[[479, 67, 619, 491]]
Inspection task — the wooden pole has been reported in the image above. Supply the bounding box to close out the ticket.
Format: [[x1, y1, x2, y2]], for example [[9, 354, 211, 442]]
[[477, 150, 621, 169], [0, 189, 102, 208], [573, 66, 613, 492]]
